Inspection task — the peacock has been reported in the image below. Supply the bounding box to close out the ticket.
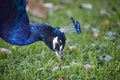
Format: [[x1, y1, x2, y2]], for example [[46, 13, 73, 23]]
[[0, 0, 81, 59]]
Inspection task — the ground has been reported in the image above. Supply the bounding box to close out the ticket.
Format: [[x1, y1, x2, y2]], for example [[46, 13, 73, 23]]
[[0, 0, 120, 80]]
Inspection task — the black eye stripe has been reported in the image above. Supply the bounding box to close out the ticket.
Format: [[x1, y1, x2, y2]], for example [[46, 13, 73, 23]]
[[58, 40, 62, 45], [55, 44, 60, 50]]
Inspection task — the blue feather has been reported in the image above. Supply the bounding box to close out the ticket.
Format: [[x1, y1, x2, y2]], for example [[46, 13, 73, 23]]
[[0, 0, 55, 45], [0, 0, 66, 58], [71, 17, 81, 35]]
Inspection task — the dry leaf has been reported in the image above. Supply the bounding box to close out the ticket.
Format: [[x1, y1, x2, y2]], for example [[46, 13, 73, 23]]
[[44, 3, 54, 10], [92, 28, 99, 38], [100, 9, 111, 17], [0, 48, 12, 55], [66, 45, 76, 52], [93, 32, 99, 38], [58, 76, 66, 80], [100, 19, 110, 30], [27, 0, 49, 18], [81, 3, 92, 9], [84, 64, 93, 71], [84, 24, 91, 31]]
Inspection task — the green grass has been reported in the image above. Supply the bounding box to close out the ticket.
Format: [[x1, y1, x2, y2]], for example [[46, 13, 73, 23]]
[[0, 0, 120, 80]]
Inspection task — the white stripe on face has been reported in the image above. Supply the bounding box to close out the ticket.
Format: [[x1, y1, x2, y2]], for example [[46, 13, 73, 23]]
[[53, 36, 58, 49], [60, 45, 63, 50]]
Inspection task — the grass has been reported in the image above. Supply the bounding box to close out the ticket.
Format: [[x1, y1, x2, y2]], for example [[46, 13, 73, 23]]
[[0, 0, 120, 80]]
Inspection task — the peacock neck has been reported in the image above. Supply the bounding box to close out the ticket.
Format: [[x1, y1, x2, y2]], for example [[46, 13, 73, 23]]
[[16, 23, 55, 45], [30, 23, 54, 41], [0, 21, 54, 46]]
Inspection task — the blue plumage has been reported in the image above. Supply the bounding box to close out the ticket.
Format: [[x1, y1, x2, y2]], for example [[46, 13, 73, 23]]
[[71, 17, 81, 35], [0, 0, 66, 59]]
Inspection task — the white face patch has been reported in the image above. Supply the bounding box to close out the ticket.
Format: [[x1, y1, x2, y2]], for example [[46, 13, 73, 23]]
[[53, 36, 58, 49], [60, 45, 63, 50]]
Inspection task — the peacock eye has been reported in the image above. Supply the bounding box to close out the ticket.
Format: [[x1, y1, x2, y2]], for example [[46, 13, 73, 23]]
[[58, 39, 62, 45], [54, 43, 60, 50], [59, 41, 62, 45]]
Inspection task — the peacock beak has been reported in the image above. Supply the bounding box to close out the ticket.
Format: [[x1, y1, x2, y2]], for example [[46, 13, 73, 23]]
[[55, 50, 63, 59]]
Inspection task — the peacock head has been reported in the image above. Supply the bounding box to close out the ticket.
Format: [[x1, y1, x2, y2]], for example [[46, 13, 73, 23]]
[[43, 28, 66, 59], [43, 17, 81, 59], [52, 28, 66, 59], [51, 17, 81, 59]]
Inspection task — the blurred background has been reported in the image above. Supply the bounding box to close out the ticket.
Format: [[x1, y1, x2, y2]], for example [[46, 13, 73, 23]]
[[0, 0, 120, 80]]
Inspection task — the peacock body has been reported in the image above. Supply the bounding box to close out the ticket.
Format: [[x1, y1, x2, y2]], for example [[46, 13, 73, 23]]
[[0, 0, 66, 59]]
